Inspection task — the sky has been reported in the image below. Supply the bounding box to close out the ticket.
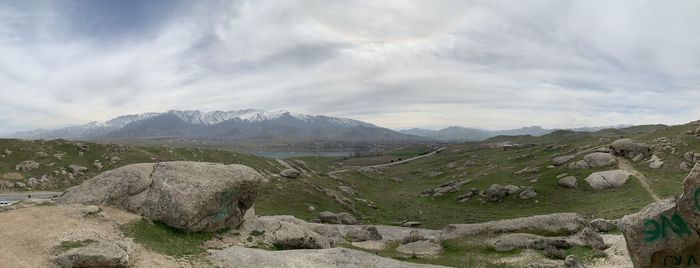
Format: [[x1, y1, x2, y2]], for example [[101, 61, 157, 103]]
[[2, 0, 700, 135]]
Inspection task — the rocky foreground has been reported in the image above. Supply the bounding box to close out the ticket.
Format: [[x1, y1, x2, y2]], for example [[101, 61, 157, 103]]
[[0, 161, 636, 267]]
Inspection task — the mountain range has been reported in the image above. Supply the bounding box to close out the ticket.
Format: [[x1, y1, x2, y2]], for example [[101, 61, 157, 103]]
[[10, 109, 421, 141], [399, 124, 633, 141]]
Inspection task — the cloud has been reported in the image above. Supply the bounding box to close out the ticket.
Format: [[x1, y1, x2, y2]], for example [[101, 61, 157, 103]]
[[1, 0, 699, 135]]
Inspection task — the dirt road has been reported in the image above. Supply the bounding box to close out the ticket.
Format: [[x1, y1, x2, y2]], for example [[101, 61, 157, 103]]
[[617, 157, 661, 201]]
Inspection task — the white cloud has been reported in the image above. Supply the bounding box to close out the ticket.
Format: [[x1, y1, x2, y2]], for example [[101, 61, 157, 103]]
[[1, 0, 699, 135]]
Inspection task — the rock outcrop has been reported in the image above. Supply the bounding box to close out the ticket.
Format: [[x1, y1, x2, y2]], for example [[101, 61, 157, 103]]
[[208, 246, 447, 268], [440, 213, 585, 240], [280, 168, 300, 179], [57, 161, 262, 232]]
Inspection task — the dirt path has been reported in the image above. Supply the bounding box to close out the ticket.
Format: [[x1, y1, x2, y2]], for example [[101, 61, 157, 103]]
[[617, 157, 661, 201], [363, 147, 447, 168]]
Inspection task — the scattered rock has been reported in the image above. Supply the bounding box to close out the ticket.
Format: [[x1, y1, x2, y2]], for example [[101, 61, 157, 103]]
[[402, 221, 422, 228], [345, 226, 382, 242], [15, 181, 26, 188], [338, 186, 355, 197], [584, 170, 633, 190], [556, 173, 568, 179], [396, 240, 443, 258], [567, 160, 590, 169], [92, 160, 103, 171], [558, 176, 577, 189], [318, 211, 360, 225], [57, 162, 262, 232], [647, 154, 664, 169], [421, 179, 471, 197], [681, 161, 693, 172], [684, 151, 695, 162], [589, 219, 618, 233], [582, 152, 617, 168], [402, 230, 425, 244], [515, 167, 540, 175], [564, 255, 585, 268], [68, 165, 88, 174], [3, 149, 12, 156], [15, 160, 40, 172], [34, 151, 48, 158], [351, 240, 387, 251], [518, 186, 538, 199], [504, 184, 523, 195], [280, 168, 300, 179], [552, 155, 575, 166], [483, 184, 508, 202], [575, 227, 607, 250]]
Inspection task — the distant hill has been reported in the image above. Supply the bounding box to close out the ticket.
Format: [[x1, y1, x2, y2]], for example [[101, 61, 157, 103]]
[[399, 124, 633, 142], [10, 109, 424, 142]]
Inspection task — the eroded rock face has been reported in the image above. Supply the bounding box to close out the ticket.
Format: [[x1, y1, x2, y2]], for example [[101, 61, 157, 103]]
[[57, 162, 262, 232], [440, 213, 585, 240], [54, 241, 133, 268], [621, 163, 700, 268]]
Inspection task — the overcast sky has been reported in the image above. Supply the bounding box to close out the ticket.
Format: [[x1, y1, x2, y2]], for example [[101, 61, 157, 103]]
[[1, 0, 700, 134]]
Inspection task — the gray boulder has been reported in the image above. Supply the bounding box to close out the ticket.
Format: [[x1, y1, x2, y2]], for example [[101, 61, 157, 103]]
[[345, 226, 382, 242], [552, 155, 575, 166], [589, 219, 618, 232], [504, 184, 522, 194], [684, 151, 695, 162], [564, 255, 585, 268], [483, 184, 508, 202], [610, 139, 650, 158], [57, 162, 262, 232], [396, 240, 443, 257], [280, 168, 300, 179], [68, 165, 88, 174], [558, 176, 577, 189], [53, 241, 133, 268], [647, 154, 664, 169], [208, 246, 446, 268], [518, 186, 538, 199], [584, 170, 632, 190], [318, 211, 359, 225], [567, 160, 590, 169], [681, 162, 692, 172], [239, 216, 331, 249], [582, 152, 617, 168], [15, 160, 40, 172]]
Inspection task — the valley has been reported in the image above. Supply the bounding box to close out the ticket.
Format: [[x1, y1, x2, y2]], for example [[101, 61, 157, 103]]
[[2, 120, 699, 267]]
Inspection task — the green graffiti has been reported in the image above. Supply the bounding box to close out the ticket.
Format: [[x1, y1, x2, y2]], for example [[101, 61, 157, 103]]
[[663, 255, 698, 267], [694, 187, 700, 212], [643, 213, 692, 243]]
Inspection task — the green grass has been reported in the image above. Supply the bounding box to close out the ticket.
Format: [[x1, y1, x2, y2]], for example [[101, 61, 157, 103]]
[[54, 239, 96, 253], [120, 219, 213, 257]]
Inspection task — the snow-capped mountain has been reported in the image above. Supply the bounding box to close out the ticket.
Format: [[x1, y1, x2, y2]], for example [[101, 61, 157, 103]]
[[10, 109, 417, 141]]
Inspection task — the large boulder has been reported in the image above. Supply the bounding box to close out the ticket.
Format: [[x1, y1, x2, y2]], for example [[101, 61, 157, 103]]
[[610, 139, 650, 158], [567, 160, 590, 170], [582, 152, 617, 168], [208, 246, 446, 268], [57, 162, 262, 232], [584, 170, 632, 190]]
